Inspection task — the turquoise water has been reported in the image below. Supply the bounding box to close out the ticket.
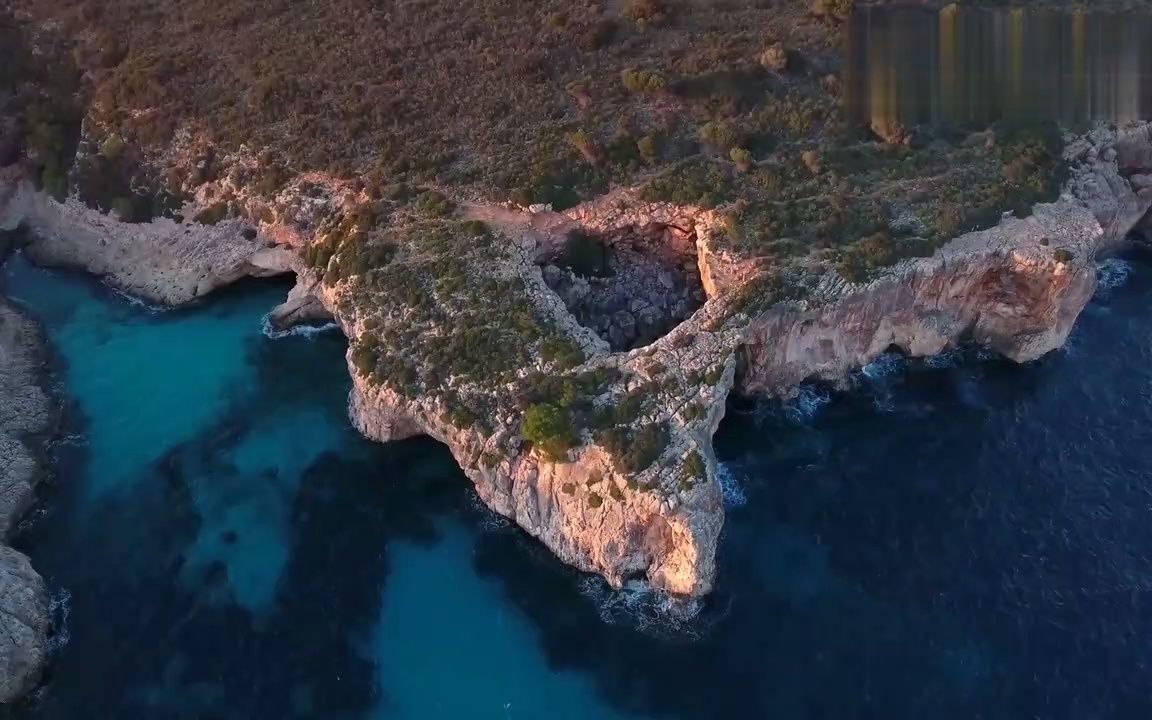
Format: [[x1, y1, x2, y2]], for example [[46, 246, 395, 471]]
[[5, 250, 1152, 719], [1, 255, 631, 719]]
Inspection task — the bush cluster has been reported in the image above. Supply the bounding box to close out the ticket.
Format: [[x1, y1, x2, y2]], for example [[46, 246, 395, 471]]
[[523, 403, 576, 461]]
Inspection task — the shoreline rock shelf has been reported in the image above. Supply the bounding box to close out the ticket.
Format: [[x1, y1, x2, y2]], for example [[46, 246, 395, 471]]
[[0, 277, 52, 703], [1, 125, 1151, 618]]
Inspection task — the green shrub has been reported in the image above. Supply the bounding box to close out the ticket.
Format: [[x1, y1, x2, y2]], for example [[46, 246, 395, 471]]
[[812, 0, 854, 22], [414, 190, 454, 217], [621, 67, 666, 93], [539, 334, 585, 369], [111, 196, 137, 222], [587, 492, 603, 509], [637, 135, 659, 164], [562, 482, 576, 495], [350, 339, 378, 376], [625, 0, 669, 25], [682, 450, 705, 479], [641, 160, 734, 208], [1053, 248, 1074, 264], [730, 147, 753, 172], [522, 403, 576, 461], [599, 422, 669, 474], [99, 134, 125, 160], [447, 404, 478, 429], [698, 121, 743, 153], [704, 364, 725, 385], [567, 130, 602, 166], [682, 402, 703, 422]]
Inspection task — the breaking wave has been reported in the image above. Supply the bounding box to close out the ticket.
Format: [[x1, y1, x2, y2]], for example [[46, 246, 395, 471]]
[[260, 313, 340, 340], [783, 385, 831, 423], [861, 351, 906, 381], [576, 577, 711, 638], [1095, 257, 1132, 299], [716, 462, 748, 509]]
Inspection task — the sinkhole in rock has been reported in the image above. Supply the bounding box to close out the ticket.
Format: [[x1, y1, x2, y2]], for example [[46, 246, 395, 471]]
[[540, 224, 706, 351]]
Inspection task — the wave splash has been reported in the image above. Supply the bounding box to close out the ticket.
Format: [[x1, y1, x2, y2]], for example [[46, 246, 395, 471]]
[[782, 385, 832, 423], [1095, 257, 1132, 299], [716, 462, 748, 509], [577, 577, 710, 638], [260, 313, 340, 340]]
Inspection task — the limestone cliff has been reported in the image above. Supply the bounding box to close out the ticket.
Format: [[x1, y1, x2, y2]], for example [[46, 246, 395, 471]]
[[741, 124, 1152, 394], [2, 124, 1151, 606]]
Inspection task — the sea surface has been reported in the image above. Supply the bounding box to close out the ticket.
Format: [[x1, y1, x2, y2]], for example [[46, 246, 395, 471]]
[[2, 249, 1152, 719]]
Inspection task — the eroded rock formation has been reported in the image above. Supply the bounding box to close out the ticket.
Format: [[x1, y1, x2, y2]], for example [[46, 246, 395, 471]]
[[2, 124, 1150, 608], [0, 288, 51, 703]]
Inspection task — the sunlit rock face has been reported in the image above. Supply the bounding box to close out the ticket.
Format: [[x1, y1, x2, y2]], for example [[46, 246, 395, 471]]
[[844, 5, 1152, 139]]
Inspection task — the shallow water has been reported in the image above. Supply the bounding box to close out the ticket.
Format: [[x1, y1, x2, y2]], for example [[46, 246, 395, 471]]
[[3, 250, 1152, 719]]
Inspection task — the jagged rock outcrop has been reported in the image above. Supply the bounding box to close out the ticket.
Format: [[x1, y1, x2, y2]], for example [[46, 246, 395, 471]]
[[0, 296, 51, 703], [3, 123, 1150, 606]]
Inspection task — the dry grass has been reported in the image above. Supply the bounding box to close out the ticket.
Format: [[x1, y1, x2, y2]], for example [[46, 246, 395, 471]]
[[10, 0, 839, 205]]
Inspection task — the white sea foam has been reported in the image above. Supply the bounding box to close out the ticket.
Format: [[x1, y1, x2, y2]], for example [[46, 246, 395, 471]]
[[48, 588, 72, 652], [716, 461, 748, 509], [260, 313, 340, 340], [925, 347, 965, 370], [109, 285, 166, 314], [861, 351, 906, 380], [1095, 257, 1132, 299], [576, 577, 707, 638], [783, 385, 831, 423]]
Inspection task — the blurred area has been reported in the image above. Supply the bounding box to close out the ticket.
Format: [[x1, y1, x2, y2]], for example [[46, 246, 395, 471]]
[[844, 5, 1152, 142]]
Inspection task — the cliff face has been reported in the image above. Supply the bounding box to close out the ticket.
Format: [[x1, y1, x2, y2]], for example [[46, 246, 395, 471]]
[[2, 124, 1150, 606], [741, 125, 1152, 395]]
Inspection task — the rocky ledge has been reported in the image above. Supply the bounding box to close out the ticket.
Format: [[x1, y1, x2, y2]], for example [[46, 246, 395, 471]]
[[2, 124, 1151, 607], [0, 242, 52, 702]]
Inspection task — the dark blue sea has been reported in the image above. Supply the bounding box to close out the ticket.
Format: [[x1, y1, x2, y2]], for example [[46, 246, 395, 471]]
[[1, 249, 1150, 720]]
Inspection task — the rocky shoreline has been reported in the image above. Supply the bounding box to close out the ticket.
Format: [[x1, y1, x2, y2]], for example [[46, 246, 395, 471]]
[[0, 235, 51, 704], [0, 125, 1150, 624]]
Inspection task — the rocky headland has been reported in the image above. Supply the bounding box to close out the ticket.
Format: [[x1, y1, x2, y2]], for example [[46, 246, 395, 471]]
[[2, 124, 1151, 617]]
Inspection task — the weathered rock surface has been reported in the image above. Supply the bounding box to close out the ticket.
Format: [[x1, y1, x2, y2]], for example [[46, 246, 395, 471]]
[[2, 124, 1150, 607], [0, 296, 51, 703], [0, 167, 283, 305], [742, 124, 1152, 395], [0, 547, 48, 704]]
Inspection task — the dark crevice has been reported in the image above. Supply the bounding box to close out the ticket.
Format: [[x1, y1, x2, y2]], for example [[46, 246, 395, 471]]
[[539, 225, 705, 351]]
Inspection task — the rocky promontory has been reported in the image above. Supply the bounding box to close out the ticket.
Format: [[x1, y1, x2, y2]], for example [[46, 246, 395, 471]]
[[2, 124, 1151, 607]]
